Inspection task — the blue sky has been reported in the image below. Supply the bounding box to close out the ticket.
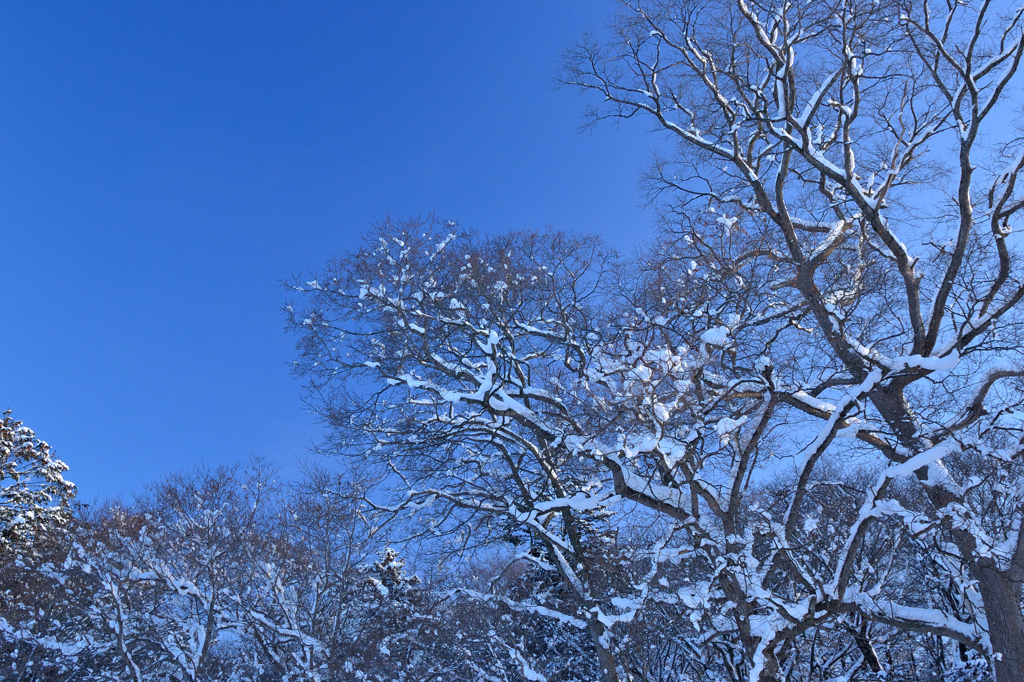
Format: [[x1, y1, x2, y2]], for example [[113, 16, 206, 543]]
[[1, 1, 655, 499]]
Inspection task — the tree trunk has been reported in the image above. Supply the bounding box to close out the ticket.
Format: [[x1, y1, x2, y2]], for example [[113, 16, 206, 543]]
[[587, 620, 620, 682], [756, 650, 780, 682], [974, 559, 1024, 682], [852, 622, 883, 673], [875, 391, 1024, 682]]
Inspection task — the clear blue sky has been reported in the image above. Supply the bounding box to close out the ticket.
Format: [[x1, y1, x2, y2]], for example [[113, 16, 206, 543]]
[[1, 1, 654, 499]]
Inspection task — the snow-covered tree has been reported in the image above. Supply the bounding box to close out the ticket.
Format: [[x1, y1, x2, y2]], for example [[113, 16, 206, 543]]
[[288, 222, 657, 681], [0, 411, 74, 553], [557, 0, 1024, 679]]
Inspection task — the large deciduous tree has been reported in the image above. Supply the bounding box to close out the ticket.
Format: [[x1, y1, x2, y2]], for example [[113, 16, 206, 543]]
[[559, 0, 1024, 680]]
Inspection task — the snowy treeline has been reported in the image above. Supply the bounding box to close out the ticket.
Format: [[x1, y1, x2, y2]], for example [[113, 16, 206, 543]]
[[0, 424, 1002, 682], [0, 459, 606, 681]]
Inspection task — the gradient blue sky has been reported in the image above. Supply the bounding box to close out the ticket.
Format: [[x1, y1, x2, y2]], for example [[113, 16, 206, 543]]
[[1, 2, 657, 499]]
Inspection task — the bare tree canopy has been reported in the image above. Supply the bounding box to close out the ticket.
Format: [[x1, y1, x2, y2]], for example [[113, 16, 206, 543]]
[[558, 0, 1024, 679]]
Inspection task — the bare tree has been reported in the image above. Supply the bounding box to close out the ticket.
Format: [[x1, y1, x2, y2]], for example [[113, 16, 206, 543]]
[[288, 220, 645, 681], [561, 0, 1024, 680]]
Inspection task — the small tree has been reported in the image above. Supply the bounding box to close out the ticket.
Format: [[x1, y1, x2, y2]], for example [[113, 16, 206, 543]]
[[0, 410, 74, 553]]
